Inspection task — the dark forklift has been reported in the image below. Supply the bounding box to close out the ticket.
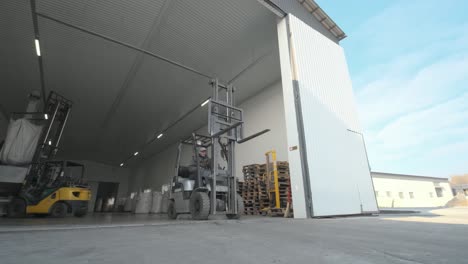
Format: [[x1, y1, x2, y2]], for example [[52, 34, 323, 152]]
[[167, 79, 269, 220], [0, 91, 91, 217]]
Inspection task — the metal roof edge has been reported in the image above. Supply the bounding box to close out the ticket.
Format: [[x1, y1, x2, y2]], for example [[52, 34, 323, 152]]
[[371, 171, 449, 181], [297, 0, 347, 41]]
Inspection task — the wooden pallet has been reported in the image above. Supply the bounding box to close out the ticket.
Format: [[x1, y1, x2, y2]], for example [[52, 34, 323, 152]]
[[242, 161, 293, 217]]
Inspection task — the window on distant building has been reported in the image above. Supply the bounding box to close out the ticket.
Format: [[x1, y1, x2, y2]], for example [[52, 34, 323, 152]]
[[399, 192, 404, 199], [435, 187, 443, 197], [429, 192, 434, 198], [409, 192, 414, 199], [386, 191, 392, 197]]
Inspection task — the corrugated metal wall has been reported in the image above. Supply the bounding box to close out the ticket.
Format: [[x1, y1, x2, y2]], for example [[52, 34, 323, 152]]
[[287, 15, 378, 216], [277, 17, 308, 218]]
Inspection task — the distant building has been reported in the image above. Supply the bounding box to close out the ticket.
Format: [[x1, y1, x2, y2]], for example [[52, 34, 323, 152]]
[[450, 174, 468, 197], [371, 172, 453, 208]]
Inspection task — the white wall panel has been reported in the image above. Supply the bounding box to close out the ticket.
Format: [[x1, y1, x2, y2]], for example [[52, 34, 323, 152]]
[[277, 18, 308, 218], [288, 15, 378, 216]]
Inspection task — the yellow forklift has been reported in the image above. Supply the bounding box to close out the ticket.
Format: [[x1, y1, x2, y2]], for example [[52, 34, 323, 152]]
[[7, 160, 91, 218], [0, 91, 91, 217]]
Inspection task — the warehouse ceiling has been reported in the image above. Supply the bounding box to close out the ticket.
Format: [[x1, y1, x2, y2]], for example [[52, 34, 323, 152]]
[[0, 0, 281, 166]]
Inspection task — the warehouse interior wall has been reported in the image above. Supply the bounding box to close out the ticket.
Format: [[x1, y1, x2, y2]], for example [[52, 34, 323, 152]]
[[76, 160, 130, 211], [129, 143, 177, 193], [128, 81, 288, 192], [234, 81, 288, 178]]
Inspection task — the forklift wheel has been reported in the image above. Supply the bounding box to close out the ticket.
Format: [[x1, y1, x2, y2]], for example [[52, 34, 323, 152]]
[[50, 203, 67, 218], [190, 192, 210, 220], [227, 194, 245, 220], [167, 200, 178, 220], [7, 198, 26, 218]]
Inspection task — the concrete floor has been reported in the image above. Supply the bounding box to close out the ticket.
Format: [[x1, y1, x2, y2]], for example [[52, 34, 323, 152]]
[[1, 208, 468, 264]]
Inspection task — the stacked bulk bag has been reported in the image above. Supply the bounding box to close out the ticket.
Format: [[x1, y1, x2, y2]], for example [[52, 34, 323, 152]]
[[160, 184, 171, 213], [115, 197, 127, 212], [102, 197, 115, 212], [0, 118, 43, 165], [124, 192, 137, 212], [150, 192, 163, 214], [134, 189, 152, 214]]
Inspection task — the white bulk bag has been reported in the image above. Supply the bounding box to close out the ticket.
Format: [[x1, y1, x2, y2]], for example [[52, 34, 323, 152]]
[[123, 192, 136, 212], [103, 197, 115, 212], [134, 189, 152, 214], [115, 197, 127, 212], [150, 192, 163, 214], [160, 192, 169, 213], [0, 118, 43, 165]]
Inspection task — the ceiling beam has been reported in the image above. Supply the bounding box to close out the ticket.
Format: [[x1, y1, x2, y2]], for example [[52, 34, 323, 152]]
[[36, 12, 214, 80], [93, 0, 176, 153], [29, 0, 47, 106]]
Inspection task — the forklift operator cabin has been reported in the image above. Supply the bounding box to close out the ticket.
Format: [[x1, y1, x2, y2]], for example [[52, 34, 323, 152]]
[[1, 0, 378, 219]]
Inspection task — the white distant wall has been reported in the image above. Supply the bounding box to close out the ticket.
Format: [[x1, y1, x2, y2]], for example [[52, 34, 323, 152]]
[[372, 172, 453, 208], [129, 81, 288, 191], [130, 143, 178, 193]]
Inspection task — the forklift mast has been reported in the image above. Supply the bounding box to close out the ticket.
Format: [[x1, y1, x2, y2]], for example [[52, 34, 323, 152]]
[[168, 79, 269, 220], [33, 91, 72, 163], [207, 80, 242, 216], [25, 91, 73, 188]]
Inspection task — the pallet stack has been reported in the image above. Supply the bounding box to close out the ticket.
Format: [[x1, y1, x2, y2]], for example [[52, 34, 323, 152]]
[[264, 161, 293, 213], [242, 164, 265, 179], [241, 162, 292, 216], [257, 178, 270, 211], [241, 164, 265, 215]]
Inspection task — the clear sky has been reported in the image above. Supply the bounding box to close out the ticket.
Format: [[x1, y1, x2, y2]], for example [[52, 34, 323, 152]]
[[316, 0, 468, 177]]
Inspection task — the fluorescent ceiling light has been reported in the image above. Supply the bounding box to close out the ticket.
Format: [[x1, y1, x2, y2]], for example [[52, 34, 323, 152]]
[[201, 99, 210, 107], [157, 133, 163, 139], [134, 152, 139, 156], [35, 39, 41, 56], [44, 114, 48, 120]]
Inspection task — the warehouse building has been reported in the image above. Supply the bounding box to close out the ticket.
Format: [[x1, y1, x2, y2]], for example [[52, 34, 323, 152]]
[[372, 172, 453, 208], [1, 0, 378, 219]]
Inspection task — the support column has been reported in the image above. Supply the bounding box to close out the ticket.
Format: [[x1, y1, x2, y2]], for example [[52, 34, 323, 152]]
[[277, 16, 310, 218]]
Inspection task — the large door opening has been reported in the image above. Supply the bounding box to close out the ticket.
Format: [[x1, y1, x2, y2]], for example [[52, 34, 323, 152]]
[[93, 182, 120, 212]]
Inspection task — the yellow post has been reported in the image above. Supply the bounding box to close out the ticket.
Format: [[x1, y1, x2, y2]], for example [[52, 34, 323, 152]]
[[265, 150, 280, 209]]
